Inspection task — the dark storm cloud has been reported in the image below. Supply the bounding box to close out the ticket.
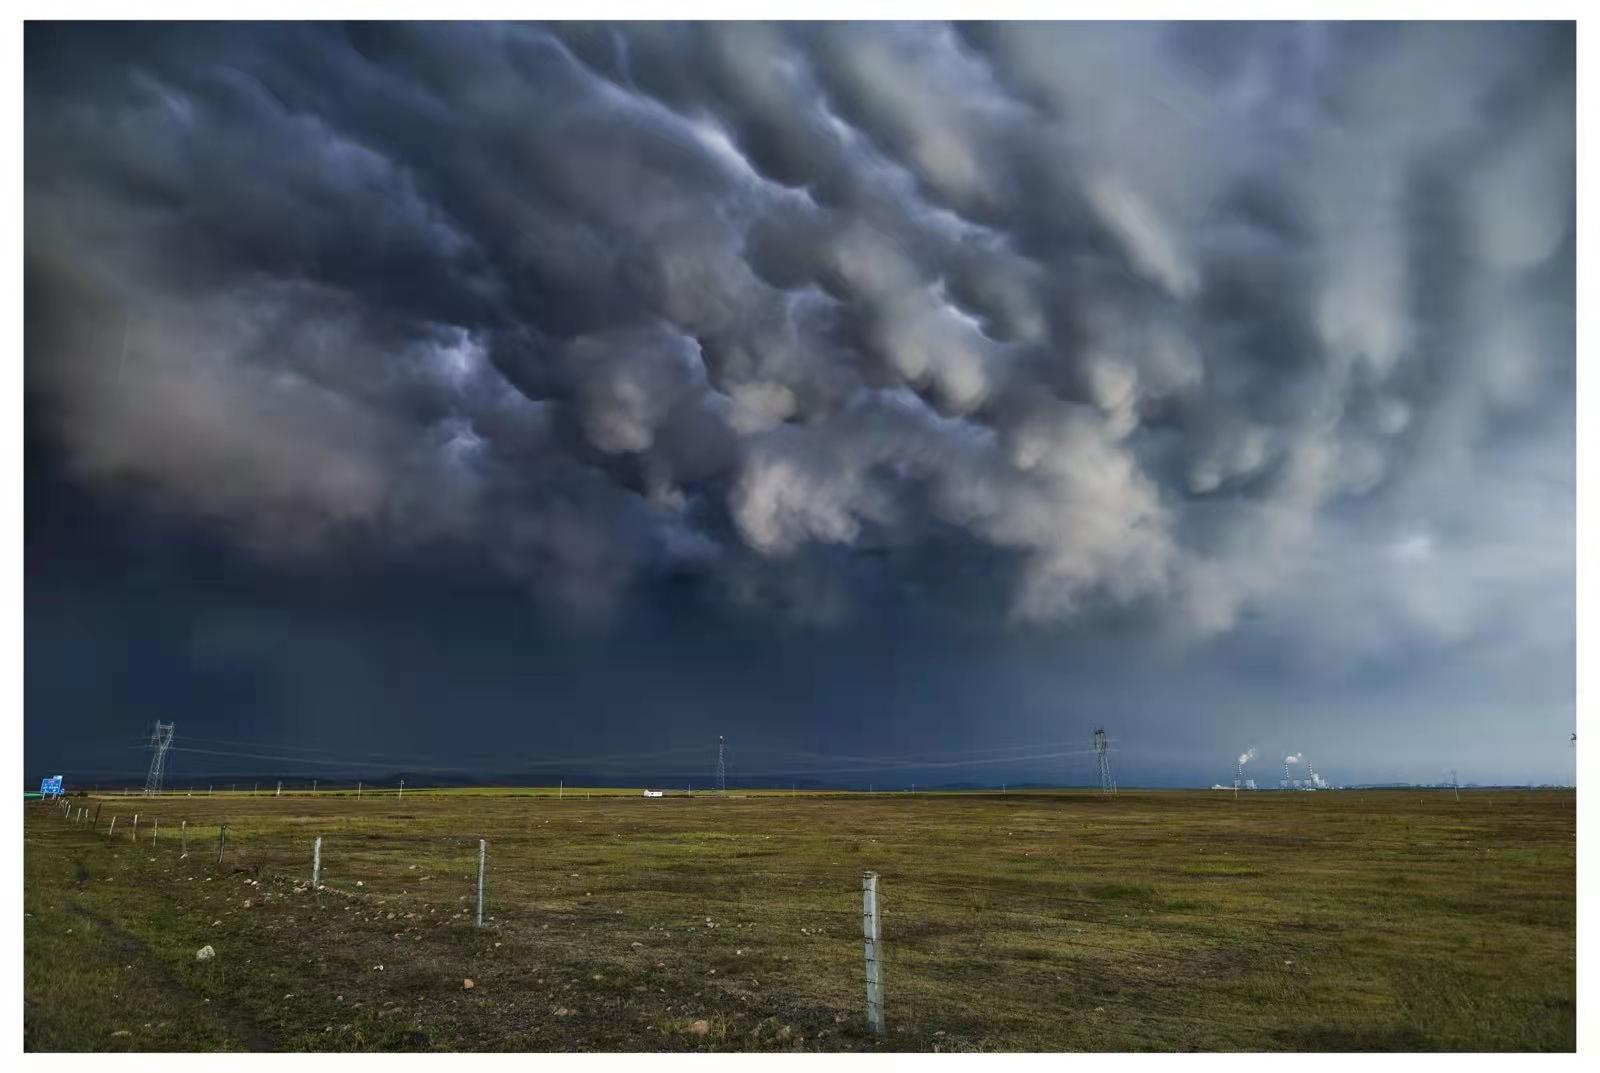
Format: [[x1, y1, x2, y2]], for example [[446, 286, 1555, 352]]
[[26, 22, 1573, 660]]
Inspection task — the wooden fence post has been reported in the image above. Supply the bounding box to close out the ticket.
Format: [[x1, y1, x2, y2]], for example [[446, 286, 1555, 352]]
[[312, 836, 322, 887], [216, 825, 227, 867]]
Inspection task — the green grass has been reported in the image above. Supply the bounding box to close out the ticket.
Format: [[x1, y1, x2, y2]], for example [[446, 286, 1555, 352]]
[[24, 788, 1574, 1051]]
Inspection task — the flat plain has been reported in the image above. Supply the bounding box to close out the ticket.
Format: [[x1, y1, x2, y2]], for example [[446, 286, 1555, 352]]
[[23, 787, 1575, 1052]]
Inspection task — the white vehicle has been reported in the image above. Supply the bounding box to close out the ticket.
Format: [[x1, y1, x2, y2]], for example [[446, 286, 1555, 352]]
[[642, 790, 663, 798]]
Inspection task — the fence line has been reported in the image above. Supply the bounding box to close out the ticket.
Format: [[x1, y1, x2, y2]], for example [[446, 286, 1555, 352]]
[[39, 809, 1338, 1043]]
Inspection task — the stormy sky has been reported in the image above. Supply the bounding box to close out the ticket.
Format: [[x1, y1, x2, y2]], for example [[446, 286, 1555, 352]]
[[25, 22, 1575, 789]]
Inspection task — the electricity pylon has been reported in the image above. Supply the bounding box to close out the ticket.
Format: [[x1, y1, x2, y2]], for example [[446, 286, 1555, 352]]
[[1093, 728, 1112, 795], [143, 722, 175, 795]]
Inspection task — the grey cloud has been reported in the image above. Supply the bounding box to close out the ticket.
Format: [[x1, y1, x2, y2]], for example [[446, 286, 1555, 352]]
[[25, 21, 1573, 666]]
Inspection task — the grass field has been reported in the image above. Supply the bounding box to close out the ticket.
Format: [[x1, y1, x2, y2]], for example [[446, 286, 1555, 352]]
[[23, 787, 1575, 1052]]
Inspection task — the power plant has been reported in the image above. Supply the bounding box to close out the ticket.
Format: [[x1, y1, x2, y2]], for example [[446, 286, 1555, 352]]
[[1233, 747, 1259, 791], [1215, 747, 1330, 790], [1279, 753, 1328, 791]]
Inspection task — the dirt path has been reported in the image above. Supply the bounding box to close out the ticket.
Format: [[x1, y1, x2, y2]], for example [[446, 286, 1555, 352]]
[[64, 893, 280, 1052]]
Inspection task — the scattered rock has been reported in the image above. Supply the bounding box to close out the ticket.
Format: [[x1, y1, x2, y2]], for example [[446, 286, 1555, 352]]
[[111, 1030, 131, 1038], [463, 979, 475, 989], [195, 946, 215, 961], [688, 1019, 710, 1036]]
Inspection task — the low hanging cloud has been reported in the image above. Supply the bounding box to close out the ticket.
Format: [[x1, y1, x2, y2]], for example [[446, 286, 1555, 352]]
[[24, 22, 1573, 656]]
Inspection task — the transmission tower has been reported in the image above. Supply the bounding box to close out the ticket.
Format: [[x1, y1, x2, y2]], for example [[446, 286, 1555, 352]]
[[716, 735, 727, 795], [1093, 728, 1112, 794], [143, 722, 175, 795]]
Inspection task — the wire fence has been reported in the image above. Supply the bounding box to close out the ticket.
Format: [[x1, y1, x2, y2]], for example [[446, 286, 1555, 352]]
[[38, 792, 1364, 1047]]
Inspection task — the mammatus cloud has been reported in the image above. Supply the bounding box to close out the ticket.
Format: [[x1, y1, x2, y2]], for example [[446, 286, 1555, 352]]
[[25, 22, 1573, 659]]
